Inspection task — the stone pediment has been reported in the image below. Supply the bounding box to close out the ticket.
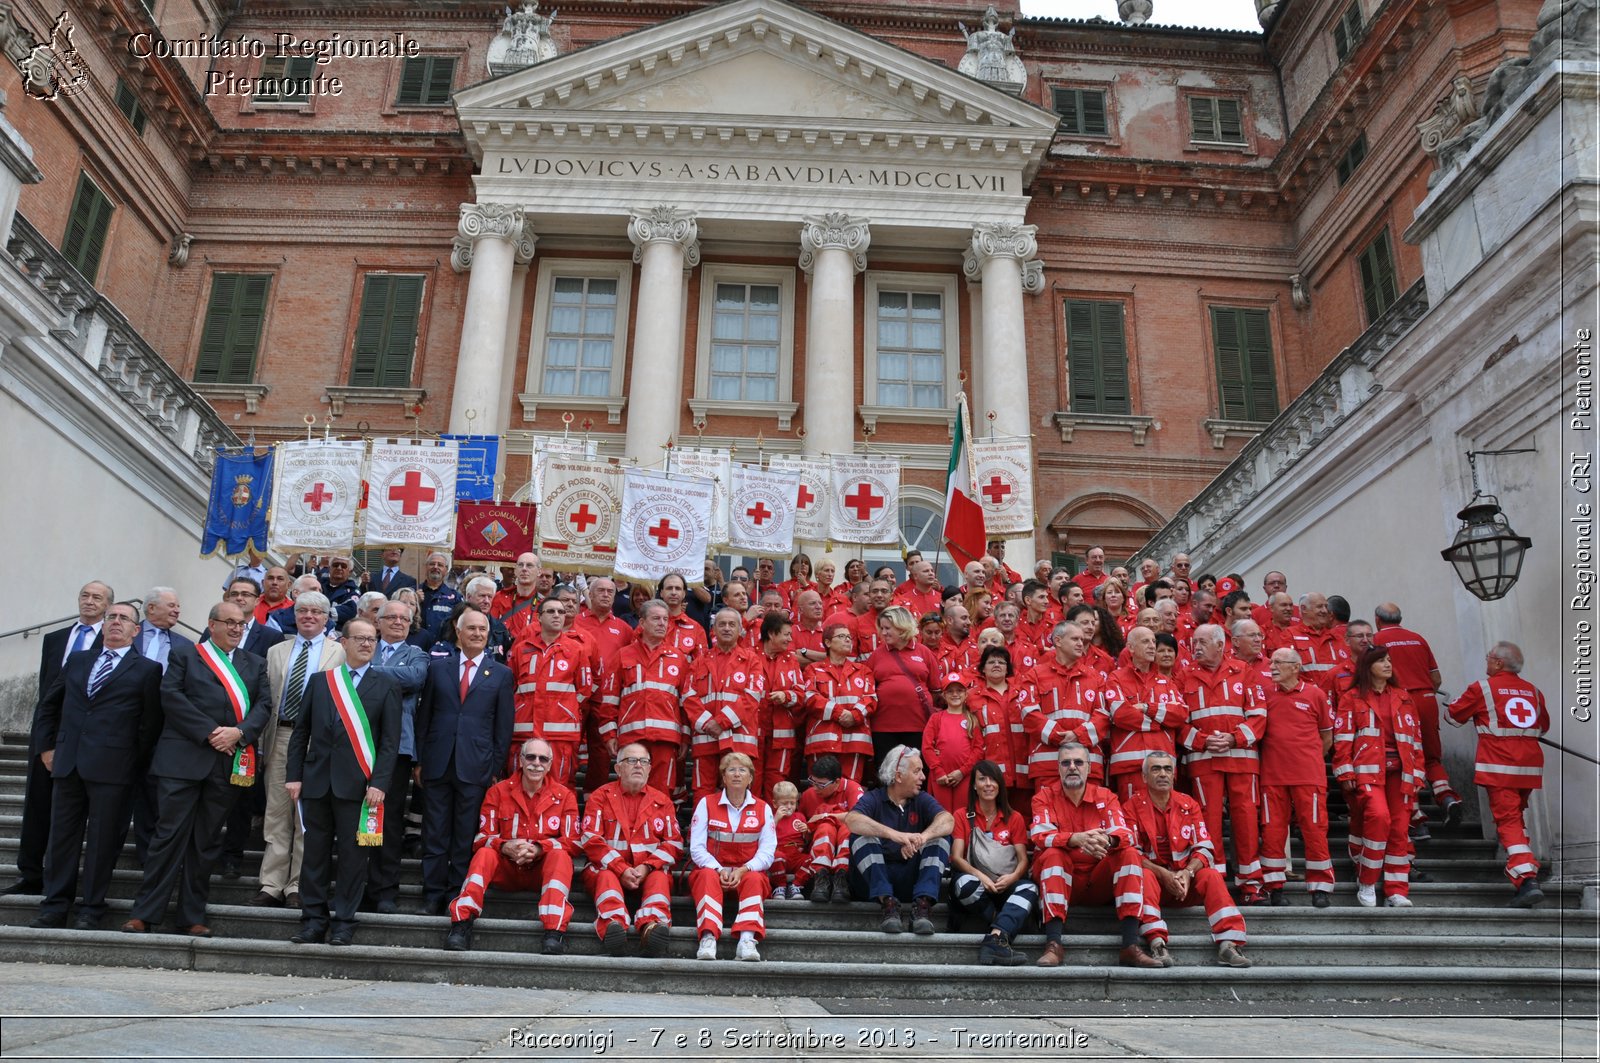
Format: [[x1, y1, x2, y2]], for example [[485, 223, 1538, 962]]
[[454, 0, 1058, 156]]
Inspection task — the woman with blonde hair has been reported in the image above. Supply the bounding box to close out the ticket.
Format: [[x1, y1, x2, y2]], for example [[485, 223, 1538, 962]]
[[867, 605, 936, 770], [688, 752, 776, 961]]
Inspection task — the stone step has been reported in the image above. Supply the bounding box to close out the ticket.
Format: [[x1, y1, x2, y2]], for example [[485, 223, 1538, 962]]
[[0, 924, 1588, 1004], [1, 899, 1591, 969]]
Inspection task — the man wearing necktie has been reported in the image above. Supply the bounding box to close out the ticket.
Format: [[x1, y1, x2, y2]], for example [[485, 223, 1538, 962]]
[[122, 601, 271, 935], [31, 602, 163, 929], [363, 600, 430, 913], [286, 619, 401, 946], [253, 592, 345, 908], [374, 547, 418, 597], [6, 581, 112, 897], [138, 588, 195, 673], [415, 607, 515, 913]]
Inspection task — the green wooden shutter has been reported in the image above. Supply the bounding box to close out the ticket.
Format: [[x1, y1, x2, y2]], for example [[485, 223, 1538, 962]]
[[62, 175, 113, 284], [1217, 99, 1244, 142], [379, 275, 423, 386], [1241, 308, 1278, 418], [1066, 300, 1100, 411], [1212, 307, 1278, 421], [1212, 307, 1247, 419], [1358, 230, 1399, 322], [1066, 300, 1130, 415], [1096, 302, 1130, 413], [195, 273, 271, 383], [424, 58, 454, 105], [349, 274, 424, 387], [1081, 90, 1108, 136], [1189, 97, 1216, 141], [396, 58, 427, 105]]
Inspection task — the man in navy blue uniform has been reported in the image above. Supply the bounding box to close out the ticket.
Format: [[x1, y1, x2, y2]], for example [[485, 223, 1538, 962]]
[[845, 744, 954, 935], [419, 552, 461, 637]]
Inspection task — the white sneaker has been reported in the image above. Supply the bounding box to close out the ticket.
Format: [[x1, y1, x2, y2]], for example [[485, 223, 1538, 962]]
[[1385, 894, 1413, 908], [735, 936, 761, 962], [1356, 885, 1377, 908], [696, 934, 717, 960]]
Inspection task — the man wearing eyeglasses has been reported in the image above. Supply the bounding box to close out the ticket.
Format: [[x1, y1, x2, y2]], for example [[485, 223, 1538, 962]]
[[795, 754, 863, 903], [579, 742, 683, 957], [122, 601, 271, 936], [509, 598, 596, 787], [443, 737, 578, 955]]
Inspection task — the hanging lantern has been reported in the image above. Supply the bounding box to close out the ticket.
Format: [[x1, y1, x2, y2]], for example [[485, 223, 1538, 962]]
[[1440, 495, 1531, 601]]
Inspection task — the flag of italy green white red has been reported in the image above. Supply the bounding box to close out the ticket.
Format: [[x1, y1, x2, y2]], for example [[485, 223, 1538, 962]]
[[943, 394, 987, 570]]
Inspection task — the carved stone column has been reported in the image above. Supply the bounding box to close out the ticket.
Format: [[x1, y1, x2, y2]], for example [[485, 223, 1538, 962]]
[[798, 212, 870, 459], [450, 203, 530, 434], [494, 229, 537, 451], [623, 206, 699, 465], [964, 221, 1044, 571]]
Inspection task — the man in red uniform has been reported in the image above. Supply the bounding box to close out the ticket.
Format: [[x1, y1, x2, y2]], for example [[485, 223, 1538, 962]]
[[1018, 621, 1115, 783], [1016, 582, 1055, 658], [490, 552, 544, 646], [1127, 751, 1251, 967], [1228, 619, 1274, 707], [1249, 571, 1292, 630], [444, 737, 578, 954], [937, 603, 974, 674], [849, 579, 893, 659], [796, 754, 864, 902], [1108, 627, 1189, 801], [685, 609, 766, 803], [1261, 593, 1297, 655], [1071, 547, 1109, 598], [790, 590, 828, 669], [579, 742, 683, 956], [892, 559, 942, 619], [1258, 648, 1336, 906], [1289, 593, 1350, 698], [1165, 553, 1194, 591], [509, 599, 596, 786], [1181, 624, 1265, 902], [1030, 742, 1163, 968], [573, 577, 633, 795], [758, 612, 805, 803], [1447, 641, 1550, 907], [1329, 620, 1375, 712], [1374, 602, 1463, 831], [598, 601, 691, 795], [993, 601, 1042, 674]]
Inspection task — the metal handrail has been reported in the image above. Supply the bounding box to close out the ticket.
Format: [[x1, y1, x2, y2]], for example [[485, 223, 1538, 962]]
[[0, 602, 205, 643], [1541, 735, 1600, 768]]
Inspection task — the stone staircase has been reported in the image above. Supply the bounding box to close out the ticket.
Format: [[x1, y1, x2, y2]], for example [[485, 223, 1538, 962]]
[[0, 735, 1594, 1004]]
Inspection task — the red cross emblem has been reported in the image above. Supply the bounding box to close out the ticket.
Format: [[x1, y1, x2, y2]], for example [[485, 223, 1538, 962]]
[[387, 471, 436, 516], [842, 482, 885, 522], [647, 519, 680, 548], [745, 501, 772, 526], [568, 504, 598, 533], [302, 482, 333, 511], [796, 483, 815, 509], [981, 475, 1012, 506]]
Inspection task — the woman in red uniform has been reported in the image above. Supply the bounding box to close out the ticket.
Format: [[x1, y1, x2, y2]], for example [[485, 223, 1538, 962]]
[[688, 752, 776, 961], [922, 672, 985, 812], [1333, 646, 1425, 908], [774, 553, 818, 614], [968, 646, 1030, 809], [802, 624, 876, 783], [867, 606, 936, 769], [949, 759, 1034, 965]]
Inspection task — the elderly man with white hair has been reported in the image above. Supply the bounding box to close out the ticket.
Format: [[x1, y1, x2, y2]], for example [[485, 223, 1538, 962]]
[[461, 575, 513, 661], [844, 745, 954, 935], [139, 587, 193, 672]]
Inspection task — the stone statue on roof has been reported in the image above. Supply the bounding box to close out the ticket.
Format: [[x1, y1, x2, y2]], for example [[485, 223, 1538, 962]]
[[487, 2, 559, 77], [958, 5, 1027, 95]]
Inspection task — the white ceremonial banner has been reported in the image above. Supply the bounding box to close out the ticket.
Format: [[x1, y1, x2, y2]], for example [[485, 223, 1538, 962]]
[[728, 463, 799, 557], [769, 455, 830, 542], [672, 448, 732, 546], [364, 438, 460, 548], [269, 439, 365, 554], [828, 454, 900, 545], [970, 435, 1035, 538], [616, 468, 715, 584], [526, 436, 597, 504], [537, 458, 623, 574]]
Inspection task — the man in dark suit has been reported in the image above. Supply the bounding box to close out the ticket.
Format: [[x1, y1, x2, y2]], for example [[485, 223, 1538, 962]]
[[212, 577, 285, 875], [371, 547, 419, 597], [364, 598, 430, 913], [122, 600, 271, 936], [414, 606, 514, 912], [5, 581, 112, 896], [285, 618, 401, 946], [223, 578, 287, 657], [136, 588, 194, 673], [31, 602, 163, 929]]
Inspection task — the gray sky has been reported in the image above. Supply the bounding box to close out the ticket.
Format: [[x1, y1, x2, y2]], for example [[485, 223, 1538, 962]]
[[1021, 0, 1262, 32]]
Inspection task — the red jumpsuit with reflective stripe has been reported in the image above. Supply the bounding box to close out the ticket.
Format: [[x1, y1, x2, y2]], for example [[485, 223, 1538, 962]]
[[1125, 791, 1246, 945], [665, 613, 707, 663], [684, 644, 767, 802], [598, 639, 691, 794], [1180, 659, 1264, 894], [968, 681, 1030, 789], [579, 781, 683, 936], [1289, 623, 1351, 698], [689, 793, 774, 940], [509, 630, 596, 783], [796, 777, 865, 880], [1333, 686, 1424, 897], [759, 648, 806, 802], [801, 659, 875, 782], [1107, 665, 1190, 802], [450, 776, 578, 930], [1029, 782, 1145, 925], [1018, 655, 1114, 782], [1374, 626, 1459, 806], [1448, 674, 1549, 885]]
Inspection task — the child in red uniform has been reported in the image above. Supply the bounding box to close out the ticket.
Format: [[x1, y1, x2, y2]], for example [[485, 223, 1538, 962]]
[[768, 781, 810, 899], [923, 672, 986, 813]]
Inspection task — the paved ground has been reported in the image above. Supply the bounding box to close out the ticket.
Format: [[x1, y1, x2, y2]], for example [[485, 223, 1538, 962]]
[[0, 962, 1594, 1061]]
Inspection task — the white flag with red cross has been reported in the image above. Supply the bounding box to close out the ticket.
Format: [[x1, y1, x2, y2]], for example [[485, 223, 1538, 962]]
[[615, 467, 715, 584], [363, 439, 460, 548], [827, 454, 900, 545], [728, 463, 799, 557], [672, 447, 732, 546], [536, 458, 622, 574], [970, 435, 1035, 538], [269, 439, 365, 554], [768, 455, 830, 542]]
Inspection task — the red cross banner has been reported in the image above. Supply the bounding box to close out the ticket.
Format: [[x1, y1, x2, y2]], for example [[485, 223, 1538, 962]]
[[768, 455, 830, 542], [363, 439, 461, 548], [970, 435, 1035, 539], [268, 439, 365, 554], [828, 454, 900, 545], [526, 436, 597, 504], [536, 458, 622, 574], [728, 463, 799, 557], [454, 501, 537, 564], [615, 467, 715, 584], [672, 447, 732, 546]]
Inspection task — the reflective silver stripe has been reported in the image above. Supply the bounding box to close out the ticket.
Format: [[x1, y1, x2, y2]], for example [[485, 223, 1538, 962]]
[[772, 728, 795, 739], [1477, 724, 1544, 738], [544, 681, 578, 693], [1188, 706, 1243, 722], [619, 716, 680, 733], [703, 693, 741, 703], [513, 722, 535, 733], [543, 722, 580, 734], [516, 682, 538, 694], [622, 681, 679, 696], [708, 830, 762, 843], [1476, 762, 1541, 776]]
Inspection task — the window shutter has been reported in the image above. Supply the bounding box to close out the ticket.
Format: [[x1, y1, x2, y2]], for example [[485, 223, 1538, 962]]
[[1189, 97, 1216, 141], [63, 176, 113, 284], [1095, 302, 1130, 414], [224, 275, 271, 382], [379, 275, 424, 386], [349, 276, 392, 386], [1066, 300, 1130, 415], [1212, 308, 1248, 419], [1217, 99, 1243, 142], [1082, 90, 1108, 136], [1066, 301, 1100, 412], [1334, 19, 1350, 59], [1373, 232, 1398, 315], [194, 275, 238, 382], [396, 58, 427, 105], [424, 58, 454, 105], [1241, 309, 1278, 419]]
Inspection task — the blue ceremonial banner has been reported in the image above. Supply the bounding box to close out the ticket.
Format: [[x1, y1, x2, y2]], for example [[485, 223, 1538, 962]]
[[201, 447, 273, 558], [441, 434, 499, 501]]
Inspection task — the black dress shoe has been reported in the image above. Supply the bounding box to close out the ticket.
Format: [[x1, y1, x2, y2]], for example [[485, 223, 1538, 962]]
[[329, 929, 354, 947], [248, 891, 284, 908], [2, 880, 43, 896], [290, 924, 327, 945], [30, 912, 68, 929], [542, 930, 565, 956], [285, 892, 301, 909], [1311, 892, 1332, 909], [445, 920, 473, 951], [220, 859, 242, 881], [374, 900, 399, 915], [73, 913, 101, 931], [422, 897, 449, 917], [1268, 890, 1290, 907]]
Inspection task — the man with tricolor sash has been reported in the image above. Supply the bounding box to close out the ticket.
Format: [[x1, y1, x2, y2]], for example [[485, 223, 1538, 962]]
[[285, 619, 402, 947], [122, 601, 271, 937]]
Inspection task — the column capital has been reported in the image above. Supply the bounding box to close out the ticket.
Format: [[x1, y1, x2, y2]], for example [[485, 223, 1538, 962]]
[[452, 203, 532, 273], [628, 205, 700, 267], [963, 221, 1044, 290], [798, 212, 871, 275]]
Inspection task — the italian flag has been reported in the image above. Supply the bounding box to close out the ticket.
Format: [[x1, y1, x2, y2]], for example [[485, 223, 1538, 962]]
[[942, 393, 987, 570]]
